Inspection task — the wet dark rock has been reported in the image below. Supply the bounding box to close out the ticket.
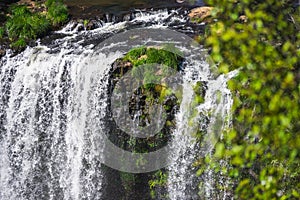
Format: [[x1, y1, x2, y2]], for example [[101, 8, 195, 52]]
[[68, 19, 80, 31], [77, 23, 85, 32], [107, 47, 182, 155], [1, 0, 19, 3], [110, 58, 133, 87], [86, 19, 98, 30], [103, 15, 118, 23], [123, 14, 132, 21], [40, 33, 69, 47], [0, 49, 6, 57], [103, 13, 114, 23]]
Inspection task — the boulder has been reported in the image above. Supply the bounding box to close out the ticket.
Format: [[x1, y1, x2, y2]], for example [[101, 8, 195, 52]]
[[188, 6, 214, 22], [86, 19, 98, 30]]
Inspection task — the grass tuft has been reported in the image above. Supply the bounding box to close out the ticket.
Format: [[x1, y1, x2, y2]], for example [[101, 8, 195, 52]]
[[1, 0, 69, 49], [45, 0, 68, 26], [5, 5, 50, 48], [0, 27, 4, 39]]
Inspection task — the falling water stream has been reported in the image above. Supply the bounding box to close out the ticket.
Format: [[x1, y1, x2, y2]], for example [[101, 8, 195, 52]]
[[0, 9, 235, 200]]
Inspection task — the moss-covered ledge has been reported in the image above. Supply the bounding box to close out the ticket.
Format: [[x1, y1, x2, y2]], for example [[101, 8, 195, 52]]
[[107, 46, 184, 154], [105, 46, 183, 199]]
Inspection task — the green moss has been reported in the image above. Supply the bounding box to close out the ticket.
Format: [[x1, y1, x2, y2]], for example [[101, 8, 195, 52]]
[[190, 15, 213, 24], [83, 19, 89, 28], [0, 27, 4, 39], [123, 46, 147, 62], [191, 81, 206, 107], [123, 46, 182, 92], [123, 46, 181, 70], [45, 0, 68, 26], [159, 87, 173, 102], [148, 170, 168, 189], [148, 170, 168, 198], [120, 172, 135, 192], [162, 43, 184, 57], [193, 81, 205, 96], [190, 16, 202, 24], [192, 95, 204, 105], [165, 120, 173, 127]]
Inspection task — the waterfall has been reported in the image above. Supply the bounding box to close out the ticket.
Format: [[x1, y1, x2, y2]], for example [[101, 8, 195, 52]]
[[0, 37, 121, 199], [166, 52, 237, 199], [0, 8, 235, 200]]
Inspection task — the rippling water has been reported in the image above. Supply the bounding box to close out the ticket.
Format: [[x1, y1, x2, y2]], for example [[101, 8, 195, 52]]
[[66, 0, 204, 16]]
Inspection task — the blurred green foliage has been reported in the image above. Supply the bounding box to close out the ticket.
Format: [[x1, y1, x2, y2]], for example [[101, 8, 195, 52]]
[[202, 0, 300, 199]]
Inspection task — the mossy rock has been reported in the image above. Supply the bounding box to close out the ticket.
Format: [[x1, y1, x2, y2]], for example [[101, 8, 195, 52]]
[[193, 80, 207, 96], [107, 46, 183, 153]]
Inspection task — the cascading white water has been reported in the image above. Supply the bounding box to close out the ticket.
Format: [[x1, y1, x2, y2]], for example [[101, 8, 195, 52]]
[[0, 38, 122, 199], [166, 51, 237, 200], [0, 8, 235, 200], [0, 20, 130, 199]]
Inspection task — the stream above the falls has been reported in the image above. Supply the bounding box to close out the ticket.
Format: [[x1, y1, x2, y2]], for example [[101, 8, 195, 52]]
[[65, 0, 204, 19]]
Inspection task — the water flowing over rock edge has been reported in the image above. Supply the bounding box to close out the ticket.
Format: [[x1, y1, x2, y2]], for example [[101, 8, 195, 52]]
[[0, 9, 236, 200]]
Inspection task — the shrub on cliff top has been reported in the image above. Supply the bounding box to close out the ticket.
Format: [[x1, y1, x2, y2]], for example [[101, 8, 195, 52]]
[[2, 0, 69, 49], [5, 5, 49, 45]]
